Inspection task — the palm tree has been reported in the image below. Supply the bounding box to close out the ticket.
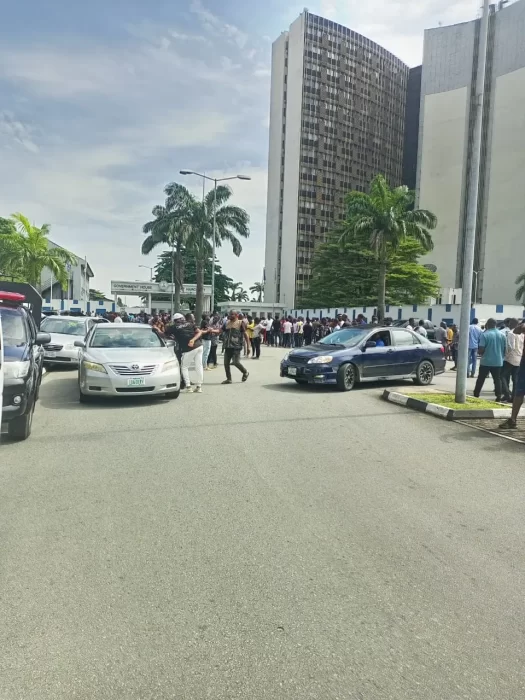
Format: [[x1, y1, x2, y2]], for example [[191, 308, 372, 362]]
[[186, 185, 249, 318], [142, 183, 194, 311], [250, 282, 264, 302], [339, 175, 437, 321], [89, 289, 108, 301], [515, 273, 525, 305], [229, 282, 242, 301], [1, 213, 75, 289], [235, 288, 249, 302]]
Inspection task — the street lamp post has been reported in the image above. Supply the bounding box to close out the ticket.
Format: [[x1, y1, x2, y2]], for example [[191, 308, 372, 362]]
[[180, 170, 251, 313], [138, 265, 154, 281]]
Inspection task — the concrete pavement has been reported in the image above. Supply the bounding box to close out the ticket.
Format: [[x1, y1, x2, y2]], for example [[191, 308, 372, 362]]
[[1, 348, 525, 699]]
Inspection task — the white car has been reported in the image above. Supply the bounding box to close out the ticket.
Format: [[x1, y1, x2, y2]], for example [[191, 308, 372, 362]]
[[76, 323, 180, 402], [40, 315, 109, 366]]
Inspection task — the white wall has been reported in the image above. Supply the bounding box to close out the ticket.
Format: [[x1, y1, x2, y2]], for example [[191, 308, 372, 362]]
[[483, 66, 525, 304], [418, 87, 469, 289], [279, 13, 305, 310], [264, 33, 287, 304]]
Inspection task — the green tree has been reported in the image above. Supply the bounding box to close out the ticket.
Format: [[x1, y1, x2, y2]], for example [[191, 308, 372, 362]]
[[142, 183, 194, 311], [249, 282, 264, 302], [0, 213, 75, 289], [89, 289, 108, 301], [234, 288, 249, 303], [339, 175, 437, 320], [229, 282, 242, 301], [298, 228, 440, 309], [0, 217, 16, 236], [515, 273, 525, 305]]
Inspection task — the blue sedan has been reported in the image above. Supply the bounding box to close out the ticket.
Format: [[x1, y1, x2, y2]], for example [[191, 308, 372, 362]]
[[280, 325, 446, 391]]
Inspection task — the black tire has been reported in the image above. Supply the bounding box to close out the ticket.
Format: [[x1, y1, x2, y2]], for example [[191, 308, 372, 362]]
[[336, 363, 356, 392], [7, 402, 34, 441], [413, 360, 435, 386], [294, 378, 308, 384], [165, 389, 180, 400], [79, 388, 94, 403]]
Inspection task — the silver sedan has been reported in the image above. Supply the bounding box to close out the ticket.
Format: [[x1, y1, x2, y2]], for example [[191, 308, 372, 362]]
[[76, 324, 180, 402], [40, 315, 109, 366]]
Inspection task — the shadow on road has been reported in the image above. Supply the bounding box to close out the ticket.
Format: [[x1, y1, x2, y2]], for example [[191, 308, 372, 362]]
[[39, 374, 175, 411], [264, 378, 417, 394]]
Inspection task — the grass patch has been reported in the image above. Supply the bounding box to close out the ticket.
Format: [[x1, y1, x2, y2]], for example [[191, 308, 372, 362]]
[[404, 393, 502, 411]]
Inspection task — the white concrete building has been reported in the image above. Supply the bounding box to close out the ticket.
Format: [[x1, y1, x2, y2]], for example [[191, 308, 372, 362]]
[[417, 0, 525, 305], [264, 11, 409, 309], [40, 240, 93, 304]]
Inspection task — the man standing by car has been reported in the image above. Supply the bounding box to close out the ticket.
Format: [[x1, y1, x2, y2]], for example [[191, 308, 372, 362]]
[[165, 313, 204, 393], [473, 318, 506, 401], [222, 310, 250, 385], [435, 322, 448, 348]]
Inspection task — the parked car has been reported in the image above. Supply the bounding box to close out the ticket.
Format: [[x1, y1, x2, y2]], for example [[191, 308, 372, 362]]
[[0, 288, 50, 439], [40, 315, 109, 367], [393, 319, 437, 341], [280, 325, 446, 391], [76, 323, 180, 402]]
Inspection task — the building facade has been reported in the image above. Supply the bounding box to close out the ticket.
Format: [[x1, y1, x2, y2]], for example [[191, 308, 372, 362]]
[[39, 240, 93, 303], [264, 11, 409, 308], [416, 0, 525, 305]]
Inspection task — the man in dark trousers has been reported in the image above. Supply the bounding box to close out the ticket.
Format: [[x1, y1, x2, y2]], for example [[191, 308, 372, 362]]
[[222, 310, 251, 384], [473, 318, 506, 401], [500, 321, 525, 429]]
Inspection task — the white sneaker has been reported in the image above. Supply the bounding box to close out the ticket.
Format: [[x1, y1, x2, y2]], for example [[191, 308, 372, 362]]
[[194, 385, 202, 393], [183, 387, 194, 393]]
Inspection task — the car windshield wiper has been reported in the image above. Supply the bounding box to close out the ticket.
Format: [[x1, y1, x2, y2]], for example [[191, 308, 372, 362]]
[[322, 342, 346, 347]]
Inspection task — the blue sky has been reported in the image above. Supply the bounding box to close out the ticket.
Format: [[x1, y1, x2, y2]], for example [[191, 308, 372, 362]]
[[0, 0, 478, 299]]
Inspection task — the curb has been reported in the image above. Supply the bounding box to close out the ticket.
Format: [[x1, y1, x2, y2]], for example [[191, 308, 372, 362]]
[[382, 390, 514, 421]]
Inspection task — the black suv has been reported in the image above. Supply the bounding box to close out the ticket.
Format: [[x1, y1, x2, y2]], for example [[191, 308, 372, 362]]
[[1, 285, 50, 440]]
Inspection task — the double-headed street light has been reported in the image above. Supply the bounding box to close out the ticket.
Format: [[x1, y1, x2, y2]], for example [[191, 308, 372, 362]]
[[180, 170, 251, 313]]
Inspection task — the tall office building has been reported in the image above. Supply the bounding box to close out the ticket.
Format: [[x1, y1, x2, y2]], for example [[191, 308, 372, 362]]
[[264, 11, 409, 308], [417, 0, 525, 305]]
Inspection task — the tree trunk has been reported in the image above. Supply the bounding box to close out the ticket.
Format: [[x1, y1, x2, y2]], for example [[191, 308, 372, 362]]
[[377, 258, 387, 321], [195, 257, 205, 321], [172, 238, 184, 312]]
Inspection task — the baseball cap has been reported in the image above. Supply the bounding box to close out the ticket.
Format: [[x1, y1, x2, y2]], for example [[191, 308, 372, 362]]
[[173, 313, 185, 321]]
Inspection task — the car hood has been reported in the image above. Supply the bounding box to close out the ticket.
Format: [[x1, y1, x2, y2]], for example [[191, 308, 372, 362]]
[[45, 332, 85, 346], [84, 347, 172, 364], [289, 344, 354, 360]]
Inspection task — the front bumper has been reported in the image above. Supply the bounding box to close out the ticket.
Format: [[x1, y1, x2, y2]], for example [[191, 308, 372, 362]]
[[44, 346, 80, 365], [79, 366, 181, 397], [2, 378, 30, 420], [280, 361, 337, 384]]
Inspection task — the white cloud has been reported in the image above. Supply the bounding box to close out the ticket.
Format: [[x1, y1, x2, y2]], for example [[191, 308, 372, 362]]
[[189, 0, 249, 49], [0, 111, 39, 153]]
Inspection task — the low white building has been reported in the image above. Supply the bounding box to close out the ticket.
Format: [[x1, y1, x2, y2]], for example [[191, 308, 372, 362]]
[[39, 240, 93, 305]]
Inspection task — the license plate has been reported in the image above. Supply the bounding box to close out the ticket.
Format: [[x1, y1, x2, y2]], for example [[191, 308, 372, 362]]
[[288, 367, 297, 376], [45, 351, 56, 358], [127, 377, 145, 387]]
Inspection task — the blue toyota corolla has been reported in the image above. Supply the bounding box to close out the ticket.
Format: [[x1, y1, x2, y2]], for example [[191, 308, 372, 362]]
[[280, 325, 446, 391]]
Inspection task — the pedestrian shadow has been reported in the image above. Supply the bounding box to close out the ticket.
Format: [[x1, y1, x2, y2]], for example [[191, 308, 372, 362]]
[[262, 378, 417, 394], [439, 425, 524, 453]]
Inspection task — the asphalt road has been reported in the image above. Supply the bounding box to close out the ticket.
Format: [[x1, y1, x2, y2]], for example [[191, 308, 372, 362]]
[[1, 348, 524, 699]]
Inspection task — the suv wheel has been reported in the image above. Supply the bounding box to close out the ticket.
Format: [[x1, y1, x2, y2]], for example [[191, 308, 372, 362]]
[[8, 402, 34, 441], [336, 363, 356, 392]]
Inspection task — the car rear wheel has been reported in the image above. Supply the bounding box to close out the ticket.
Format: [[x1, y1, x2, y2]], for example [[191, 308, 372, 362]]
[[336, 363, 356, 392], [8, 402, 34, 441], [414, 360, 435, 386], [165, 390, 180, 399]]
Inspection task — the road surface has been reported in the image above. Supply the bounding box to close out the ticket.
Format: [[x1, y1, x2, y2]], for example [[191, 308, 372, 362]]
[[1, 349, 524, 699]]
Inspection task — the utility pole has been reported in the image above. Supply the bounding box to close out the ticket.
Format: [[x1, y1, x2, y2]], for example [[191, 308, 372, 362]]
[[455, 0, 490, 403]]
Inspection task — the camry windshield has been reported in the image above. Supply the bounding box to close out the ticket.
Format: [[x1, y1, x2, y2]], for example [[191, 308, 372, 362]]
[[90, 327, 163, 348], [41, 318, 87, 335], [319, 328, 368, 346]]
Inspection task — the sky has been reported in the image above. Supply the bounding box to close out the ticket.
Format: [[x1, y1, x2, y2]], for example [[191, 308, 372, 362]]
[[0, 0, 481, 299]]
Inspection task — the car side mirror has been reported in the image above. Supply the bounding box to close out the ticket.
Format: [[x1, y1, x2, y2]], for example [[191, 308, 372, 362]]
[[36, 332, 51, 346], [74, 340, 86, 348], [165, 339, 175, 348], [364, 340, 377, 349]]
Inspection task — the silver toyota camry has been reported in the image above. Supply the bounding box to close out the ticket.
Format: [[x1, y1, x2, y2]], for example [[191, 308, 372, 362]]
[[76, 323, 180, 402], [40, 315, 109, 366]]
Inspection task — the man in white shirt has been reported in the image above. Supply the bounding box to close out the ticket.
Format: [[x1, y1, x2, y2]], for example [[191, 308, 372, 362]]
[[406, 318, 416, 331], [113, 314, 123, 324], [283, 319, 292, 348], [501, 318, 524, 401], [415, 320, 427, 337]]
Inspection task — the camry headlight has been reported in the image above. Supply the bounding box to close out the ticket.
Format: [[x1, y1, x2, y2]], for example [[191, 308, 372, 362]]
[[307, 355, 333, 364], [4, 361, 30, 379], [83, 360, 107, 374], [162, 359, 179, 373]]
